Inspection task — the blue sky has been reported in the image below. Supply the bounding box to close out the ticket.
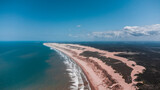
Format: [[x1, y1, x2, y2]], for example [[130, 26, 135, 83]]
[[0, 0, 160, 41]]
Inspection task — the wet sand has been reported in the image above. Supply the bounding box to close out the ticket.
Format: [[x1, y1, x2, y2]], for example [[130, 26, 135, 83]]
[[44, 43, 145, 90]]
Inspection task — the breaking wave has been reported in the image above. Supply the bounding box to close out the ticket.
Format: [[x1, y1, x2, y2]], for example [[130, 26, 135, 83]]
[[51, 48, 91, 90]]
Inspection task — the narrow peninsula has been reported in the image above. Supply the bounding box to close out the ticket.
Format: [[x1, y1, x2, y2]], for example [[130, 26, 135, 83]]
[[44, 43, 145, 90]]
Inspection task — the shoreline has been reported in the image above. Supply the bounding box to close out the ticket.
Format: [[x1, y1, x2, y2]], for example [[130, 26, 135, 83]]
[[44, 43, 145, 90], [47, 46, 95, 90], [65, 51, 95, 90], [67, 52, 96, 90], [53, 48, 91, 90]]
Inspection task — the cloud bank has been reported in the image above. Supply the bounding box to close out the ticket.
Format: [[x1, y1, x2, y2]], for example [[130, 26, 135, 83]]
[[90, 24, 160, 38]]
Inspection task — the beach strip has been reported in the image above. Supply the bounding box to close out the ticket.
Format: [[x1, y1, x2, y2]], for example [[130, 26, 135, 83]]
[[44, 43, 145, 90]]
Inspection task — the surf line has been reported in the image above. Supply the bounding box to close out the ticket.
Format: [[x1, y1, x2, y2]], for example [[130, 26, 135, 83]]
[[50, 47, 91, 90]]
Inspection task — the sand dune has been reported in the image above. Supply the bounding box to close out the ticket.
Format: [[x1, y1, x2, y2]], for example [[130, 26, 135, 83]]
[[44, 43, 145, 90]]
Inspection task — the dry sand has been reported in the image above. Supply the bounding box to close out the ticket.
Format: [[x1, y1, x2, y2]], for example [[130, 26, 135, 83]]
[[44, 43, 145, 90]]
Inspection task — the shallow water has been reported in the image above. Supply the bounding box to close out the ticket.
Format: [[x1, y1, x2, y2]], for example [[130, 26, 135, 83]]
[[0, 42, 90, 90], [53, 48, 91, 90], [0, 42, 70, 90]]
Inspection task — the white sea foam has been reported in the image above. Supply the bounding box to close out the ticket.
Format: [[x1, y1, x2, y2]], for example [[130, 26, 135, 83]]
[[52, 48, 91, 90]]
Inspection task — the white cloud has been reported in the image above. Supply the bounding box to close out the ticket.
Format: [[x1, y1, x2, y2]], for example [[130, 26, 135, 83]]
[[90, 24, 160, 38], [76, 25, 81, 28], [68, 34, 79, 38]]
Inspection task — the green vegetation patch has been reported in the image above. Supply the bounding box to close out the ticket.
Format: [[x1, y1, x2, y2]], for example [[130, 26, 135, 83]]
[[80, 51, 133, 83]]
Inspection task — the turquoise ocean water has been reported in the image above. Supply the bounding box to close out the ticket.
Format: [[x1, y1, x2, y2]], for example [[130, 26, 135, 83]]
[[0, 42, 90, 90]]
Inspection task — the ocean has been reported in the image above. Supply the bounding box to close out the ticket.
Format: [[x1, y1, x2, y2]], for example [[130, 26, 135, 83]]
[[0, 42, 90, 90]]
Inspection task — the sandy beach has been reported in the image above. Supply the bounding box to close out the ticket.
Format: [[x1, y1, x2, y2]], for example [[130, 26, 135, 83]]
[[44, 43, 145, 90]]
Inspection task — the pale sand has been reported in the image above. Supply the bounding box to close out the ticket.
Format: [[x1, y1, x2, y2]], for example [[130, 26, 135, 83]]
[[44, 43, 145, 90]]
